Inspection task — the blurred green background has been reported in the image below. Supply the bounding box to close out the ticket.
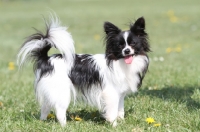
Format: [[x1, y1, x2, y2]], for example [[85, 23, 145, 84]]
[[0, 0, 200, 131]]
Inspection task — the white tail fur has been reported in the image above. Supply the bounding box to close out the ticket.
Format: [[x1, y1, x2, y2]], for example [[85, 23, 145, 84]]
[[17, 15, 75, 69]]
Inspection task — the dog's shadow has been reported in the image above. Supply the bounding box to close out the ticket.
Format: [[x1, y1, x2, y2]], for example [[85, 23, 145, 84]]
[[136, 85, 200, 111], [66, 109, 106, 124], [35, 109, 106, 124]]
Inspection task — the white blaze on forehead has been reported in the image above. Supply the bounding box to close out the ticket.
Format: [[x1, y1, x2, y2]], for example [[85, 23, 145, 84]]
[[123, 31, 134, 64], [123, 31, 129, 46], [122, 31, 134, 56]]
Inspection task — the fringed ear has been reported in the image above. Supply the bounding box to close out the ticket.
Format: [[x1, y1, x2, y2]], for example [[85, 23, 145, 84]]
[[104, 22, 121, 66], [104, 22, 121, 35], [130, 17, 146, 35]]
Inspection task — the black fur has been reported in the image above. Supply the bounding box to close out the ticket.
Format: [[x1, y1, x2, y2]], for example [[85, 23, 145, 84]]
[[32, 45, 53, 81], [69, 54, 103, 93]]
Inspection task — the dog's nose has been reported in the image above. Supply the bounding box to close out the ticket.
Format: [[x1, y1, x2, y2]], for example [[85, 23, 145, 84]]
[[124, 49, 130, 54]]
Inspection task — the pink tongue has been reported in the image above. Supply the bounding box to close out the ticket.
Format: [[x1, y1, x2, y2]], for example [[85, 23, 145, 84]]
[[124, 55, 133, 64]]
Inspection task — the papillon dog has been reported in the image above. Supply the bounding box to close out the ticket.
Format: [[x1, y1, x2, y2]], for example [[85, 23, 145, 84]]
[[17, 15, 150, 127]]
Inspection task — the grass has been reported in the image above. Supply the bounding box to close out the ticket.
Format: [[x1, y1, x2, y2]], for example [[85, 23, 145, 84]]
[[0, 0, 200, 131]]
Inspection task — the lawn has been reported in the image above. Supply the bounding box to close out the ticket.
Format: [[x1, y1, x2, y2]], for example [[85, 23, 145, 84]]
[[0, 0, 200, 131]]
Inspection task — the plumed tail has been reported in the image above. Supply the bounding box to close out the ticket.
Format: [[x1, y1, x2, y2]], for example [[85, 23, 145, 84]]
[[17, 16, 75, 69]]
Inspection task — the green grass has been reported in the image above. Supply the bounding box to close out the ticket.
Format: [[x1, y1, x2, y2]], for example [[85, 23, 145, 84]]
[[1, 0, 200, 131]]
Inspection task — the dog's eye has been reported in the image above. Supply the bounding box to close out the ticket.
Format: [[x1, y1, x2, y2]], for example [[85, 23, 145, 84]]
[[130, 41, 136, 46], [130, 44, 135, 47], [119, 43, 124, 46]]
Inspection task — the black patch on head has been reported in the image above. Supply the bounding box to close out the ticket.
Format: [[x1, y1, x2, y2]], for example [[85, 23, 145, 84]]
[[129, 17, 150, 53], [104, 17, 150, 67], [104, 22, 121, 35], [130, 17, 146, 35], [104, 22, 122, 66], [69, 54, 103, 94]]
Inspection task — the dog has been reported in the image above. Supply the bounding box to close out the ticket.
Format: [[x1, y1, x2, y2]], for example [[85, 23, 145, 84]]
[[17, 15, 150, 127]]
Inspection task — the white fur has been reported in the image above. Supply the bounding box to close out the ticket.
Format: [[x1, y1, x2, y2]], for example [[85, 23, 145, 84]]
[[36, 59, 74, 126], [122, 31, 134, 56]]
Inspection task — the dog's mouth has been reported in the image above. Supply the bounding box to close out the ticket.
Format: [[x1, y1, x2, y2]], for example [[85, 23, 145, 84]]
[[124, 54, 135, 64]]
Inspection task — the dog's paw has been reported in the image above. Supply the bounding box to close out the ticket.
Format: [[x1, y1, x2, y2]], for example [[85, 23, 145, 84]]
[[112, 120, 118, 127], [117, 111, 124, 120]]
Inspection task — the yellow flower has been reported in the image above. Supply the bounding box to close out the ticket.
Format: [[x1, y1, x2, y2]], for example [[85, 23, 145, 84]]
[[8, 62, 15, 70], [146, 117, 155, 124], [94, 34, 100, 41], [154, 123, 161, 127], [0, 101, 3, 108], [166, 47, 172, 53], [167, 10, 179, 23], [167, 10, 175, 17], [47, 113, 55, 119], [75, 115, 82, 121], [175, 47, 182, 52], [170, 16, 178, 23]]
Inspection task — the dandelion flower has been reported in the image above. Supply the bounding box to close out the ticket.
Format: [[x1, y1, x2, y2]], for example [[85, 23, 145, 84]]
[[0, 101, 3, 108], [167, 10, 175, 17], [75, 115, 82, 121], [167, 10, 178, 23], [170, 16, 178, 23], [166, 47, 172, 53], [175, 47, 182, 52], [94, 34, 100, 41], [154, 123, 161, 127], [8, 62, 15, 70], [146, 117, 155, 124], [47, 113, 55, 119]]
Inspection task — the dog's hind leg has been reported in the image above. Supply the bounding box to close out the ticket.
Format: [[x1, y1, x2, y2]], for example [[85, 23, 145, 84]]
[[54, 84, 72, 127], [55, 105, 68, 127], [40, 102, 51, 120]]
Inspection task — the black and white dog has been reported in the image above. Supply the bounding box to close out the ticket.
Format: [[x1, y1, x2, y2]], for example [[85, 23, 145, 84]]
[[17, 15, 150, 126]]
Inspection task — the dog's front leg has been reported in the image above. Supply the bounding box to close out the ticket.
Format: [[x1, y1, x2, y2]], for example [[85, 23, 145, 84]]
[[102, 88, 119, 127], [118, 93, 126, 120]]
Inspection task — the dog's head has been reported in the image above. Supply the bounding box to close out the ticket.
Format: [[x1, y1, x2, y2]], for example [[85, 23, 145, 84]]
[[104, 17, 150, 65]]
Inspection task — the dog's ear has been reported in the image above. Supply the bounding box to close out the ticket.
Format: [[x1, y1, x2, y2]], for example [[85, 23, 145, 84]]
[[104, 22, 121, 35], [130, 17, 146, 35]]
